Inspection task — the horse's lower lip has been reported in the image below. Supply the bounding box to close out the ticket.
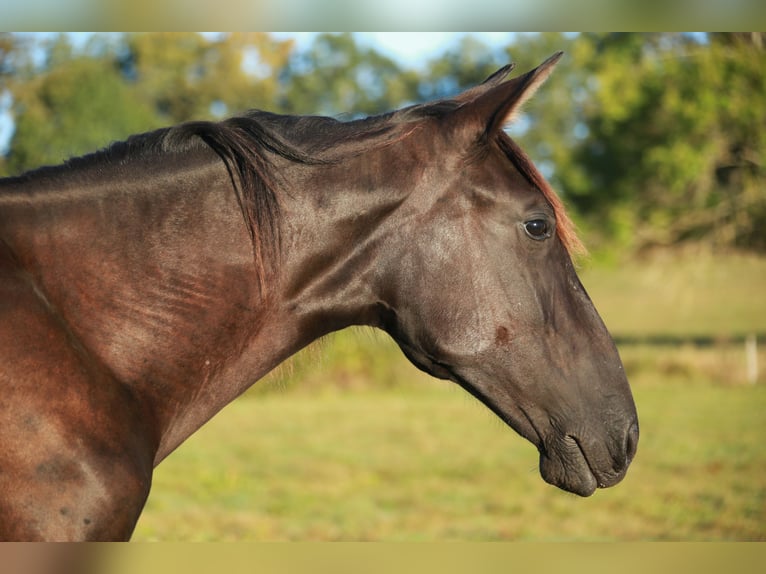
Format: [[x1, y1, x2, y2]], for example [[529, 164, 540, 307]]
[[539, 437, 599, 497], [540, 457, 598, 497]]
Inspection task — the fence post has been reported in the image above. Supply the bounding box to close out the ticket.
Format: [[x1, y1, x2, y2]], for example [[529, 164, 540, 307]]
[[746, 333, 758, 384]]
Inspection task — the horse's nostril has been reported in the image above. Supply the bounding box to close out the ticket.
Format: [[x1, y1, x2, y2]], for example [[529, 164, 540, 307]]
[[625, 421, 639, 462]]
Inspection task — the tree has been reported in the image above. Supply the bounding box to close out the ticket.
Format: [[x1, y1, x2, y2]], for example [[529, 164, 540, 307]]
[[418, 34, 510, 101], [1, 33, 296, 176], [4, 35, 159, 175], [278, 33, 420, 117], [121, 32, 294, 122], [563, 33, 766, 251]]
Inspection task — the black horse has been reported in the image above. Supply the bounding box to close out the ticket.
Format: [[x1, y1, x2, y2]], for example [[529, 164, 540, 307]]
[[0, 53, 638, 540]]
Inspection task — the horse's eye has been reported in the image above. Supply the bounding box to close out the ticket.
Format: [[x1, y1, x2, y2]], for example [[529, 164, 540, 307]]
[[524, 219, 551, 240]]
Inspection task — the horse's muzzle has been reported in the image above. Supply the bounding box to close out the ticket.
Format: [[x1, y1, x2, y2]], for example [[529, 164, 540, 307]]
[[538, 419, 639, 497]]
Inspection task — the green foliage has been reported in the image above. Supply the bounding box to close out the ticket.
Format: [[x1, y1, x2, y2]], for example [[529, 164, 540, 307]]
[[7, 55, 158, 173], [564, 33, 766, 252], [1, 33, 295, 175], [122, 32, 293, 122], [278, 33, 420, 116], [417, 34, 508, 100]]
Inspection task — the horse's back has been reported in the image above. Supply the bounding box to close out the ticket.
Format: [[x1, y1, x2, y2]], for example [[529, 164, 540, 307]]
[[0, 242, 154, 540]]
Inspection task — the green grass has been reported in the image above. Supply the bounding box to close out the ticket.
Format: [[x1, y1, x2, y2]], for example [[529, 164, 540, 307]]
[[133, 250, 766, 540], [579, 249, 766, 338], [133, 383, 766, 541]]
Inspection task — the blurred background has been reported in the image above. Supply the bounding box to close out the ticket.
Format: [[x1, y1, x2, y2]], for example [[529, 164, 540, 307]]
[[0, 32, 764, 540]]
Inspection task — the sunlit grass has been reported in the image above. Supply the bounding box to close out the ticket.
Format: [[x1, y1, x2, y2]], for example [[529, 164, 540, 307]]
[[579, 249, 766, 338], [134, 383, 766, 541]]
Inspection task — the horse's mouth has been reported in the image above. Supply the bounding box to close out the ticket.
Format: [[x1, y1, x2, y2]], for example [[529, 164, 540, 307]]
[[538, 436, 598, 496], [539, 434, 630, 497]]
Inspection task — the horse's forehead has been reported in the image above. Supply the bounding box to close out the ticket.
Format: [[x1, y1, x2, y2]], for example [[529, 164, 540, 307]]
[[452, 139, 539, 197]]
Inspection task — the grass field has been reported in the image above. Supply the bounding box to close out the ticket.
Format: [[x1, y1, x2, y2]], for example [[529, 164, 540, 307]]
[[132, 250, 766, 541]]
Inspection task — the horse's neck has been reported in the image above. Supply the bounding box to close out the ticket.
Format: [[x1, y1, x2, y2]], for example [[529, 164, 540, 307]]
[[277, 161, 414, 335], [152, 153, 417, 460]]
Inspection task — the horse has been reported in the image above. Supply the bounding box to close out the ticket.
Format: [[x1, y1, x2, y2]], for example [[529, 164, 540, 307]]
[[0, 53, 638, 540]]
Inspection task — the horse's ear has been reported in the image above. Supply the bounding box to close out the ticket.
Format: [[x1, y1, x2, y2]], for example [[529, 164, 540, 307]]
[[453, 52, 563, 141], [451, 63, 516, 103]]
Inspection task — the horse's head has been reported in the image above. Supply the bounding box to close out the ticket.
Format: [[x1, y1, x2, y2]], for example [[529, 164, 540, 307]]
[[377, 54, 638, 496]]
